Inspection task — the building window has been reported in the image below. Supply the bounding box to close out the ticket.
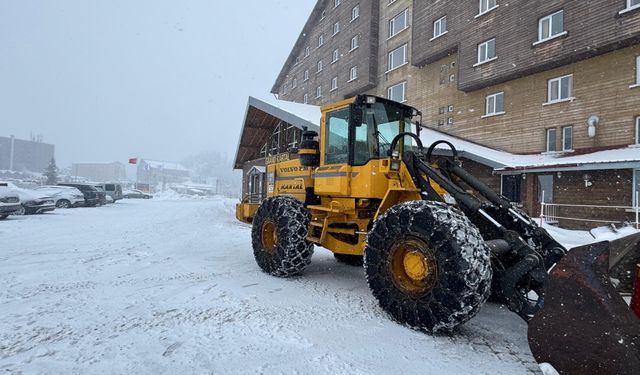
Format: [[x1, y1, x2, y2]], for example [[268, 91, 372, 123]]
[[321, 10, 326, 20], [537, 10, 564, 44], [318, 34, 324, 47], [282, 84, 287, 95], [292, 78, 297, 89], [303, 94, 308, 104], [304, 46, 310, 57], [634, 169, 640, 207], [387, 44, 408, 72], [622, 0, 640, 14], [304, 70, 309, 81], [432, 16, 447, 40], [387, 82, 406, 103], [333, 22, 340, 35], [316, 86, 322, 98], [478, 0, 498, 16], [635, 116, 640, 144], [389, 9, 409, 38], [317, 60, 323, 73], [295, 57, 300, 65], [484, 92, 505, 117], [334, 0, 341, 8], [331, 77, 338, 91], [332, 49, 339, 63], [350, 35, 360, 50], [634, 56, 640, 87], [349, 66, 358, 81], [476, 38, 496, 66], [351, 5, 360, 21], [547, 74, 573, 104], [546, 128, 557, 152], [562, 126, 573, 151]]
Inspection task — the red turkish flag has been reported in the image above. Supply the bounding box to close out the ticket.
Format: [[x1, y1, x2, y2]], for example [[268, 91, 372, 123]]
[[128, 158, 137, 164]]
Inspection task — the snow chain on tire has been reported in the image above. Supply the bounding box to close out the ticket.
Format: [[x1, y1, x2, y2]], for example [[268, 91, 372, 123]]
[[251, 196, 314, 277], [364, 200, 492, 333]]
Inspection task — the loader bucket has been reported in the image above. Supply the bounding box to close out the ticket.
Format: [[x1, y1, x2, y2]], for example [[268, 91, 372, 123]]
[[528, 233, 640, 375]]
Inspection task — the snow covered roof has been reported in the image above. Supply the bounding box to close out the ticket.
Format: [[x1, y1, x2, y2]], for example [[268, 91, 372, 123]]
[[234, 96, 321, 169], [421, 127, 640, 173], [142, 159, 188, 171]]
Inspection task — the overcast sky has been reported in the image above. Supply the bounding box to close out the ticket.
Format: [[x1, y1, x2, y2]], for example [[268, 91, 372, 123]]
[[0, 0, 315, 168]]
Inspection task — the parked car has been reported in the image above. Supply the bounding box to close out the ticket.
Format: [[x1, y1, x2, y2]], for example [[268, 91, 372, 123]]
[[58, 183, 101, 207], [35, 186, 85, 208], [0, 183, 22, 219], [103, 183, 123, 202], [122, 189, 153, 199], [0, 181, 55, 215], [92, 185, 108, 205]]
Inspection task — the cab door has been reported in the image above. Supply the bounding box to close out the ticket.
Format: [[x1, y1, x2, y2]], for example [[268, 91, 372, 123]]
[[315, 105, 351, 196]]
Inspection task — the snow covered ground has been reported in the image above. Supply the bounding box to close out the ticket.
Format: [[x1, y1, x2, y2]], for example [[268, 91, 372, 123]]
[[2, 198, 553, 374]]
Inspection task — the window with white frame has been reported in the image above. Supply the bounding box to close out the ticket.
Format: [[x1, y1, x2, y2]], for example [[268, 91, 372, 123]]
[[304, 70, 309, 81], [547, 74, 573, 103], [282, 84, 287, 95], [634, 169, 640, 207], [537, 10, 564, 43], [635, 56, 640, 85], [433, 16, 447, 39], [317, 60, 323, 73], [321, 10, 326, 20], [546, 128, 557, 152], [303, 94, 308, 104], [476, 38, 496, 65], [351, 5, 360, 21], [332, 49, 339, 63], [351, 35, 360, 50], [485, 92, 504, 116], [316, 86, 322, 98], [387, 82, 406, 103], [479, 0, 497, 15], [331, 77, 338, 91], [334, 0, 341, 8], [304, 46, 310, 57], [292, 78, 297, 88], [389, 9, 409, 38], [624, 0, 640, 13], [318, 34, 324, 47], [636, 116, 640, 144], [295, 57, 300, 65], [333, 22, 340, 35], [349, 66, 358, 81], [562, 126, 573, 151], [388, 44, 408, 71]]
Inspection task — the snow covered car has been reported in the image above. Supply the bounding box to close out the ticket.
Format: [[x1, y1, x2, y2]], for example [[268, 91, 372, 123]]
[[122, 189, 153, 199], [34, 186, 86, 208], [0, 182, 56, 215], [92, 185, 108, 205], [58, 183, 101, 207], [0, 183, 22, 220]]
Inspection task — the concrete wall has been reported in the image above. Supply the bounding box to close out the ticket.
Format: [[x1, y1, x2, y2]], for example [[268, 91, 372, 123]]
[[71, 162, 126, 182]]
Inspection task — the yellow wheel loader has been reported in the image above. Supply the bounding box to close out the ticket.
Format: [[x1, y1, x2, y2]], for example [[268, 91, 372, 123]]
[[237, 95, 640, 374]]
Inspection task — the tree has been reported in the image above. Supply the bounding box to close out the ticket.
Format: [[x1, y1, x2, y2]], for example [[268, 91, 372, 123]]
[[44, 157, 58, 185]]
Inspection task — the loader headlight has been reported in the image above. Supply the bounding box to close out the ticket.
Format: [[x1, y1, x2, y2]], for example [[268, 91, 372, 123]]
[[390, 159, 401, 171]]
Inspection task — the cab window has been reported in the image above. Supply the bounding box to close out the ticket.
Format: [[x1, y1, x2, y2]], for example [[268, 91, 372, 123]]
[[353, 103, 404, 165], [325, 107, 350, 164]]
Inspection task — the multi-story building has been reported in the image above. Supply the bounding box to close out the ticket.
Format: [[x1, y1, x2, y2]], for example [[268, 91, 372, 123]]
[[70, 162, 127, 182], [269, 0, 640, 228], [0, 135, 55, 173]]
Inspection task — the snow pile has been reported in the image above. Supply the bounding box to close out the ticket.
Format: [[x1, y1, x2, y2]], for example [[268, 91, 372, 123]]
[[537, 219, 640, 249]]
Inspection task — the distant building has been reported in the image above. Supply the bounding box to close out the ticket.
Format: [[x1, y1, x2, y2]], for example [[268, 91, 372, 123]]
[[136, 159, 190, 190], [0, 135, 55, 173], [71, 162, 127, 182]]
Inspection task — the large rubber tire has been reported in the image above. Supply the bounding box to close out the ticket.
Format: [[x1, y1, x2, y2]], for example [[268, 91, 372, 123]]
[[334, 253, 364, 266], [364, 200, 492, 333], [251, 196, 314, 277]]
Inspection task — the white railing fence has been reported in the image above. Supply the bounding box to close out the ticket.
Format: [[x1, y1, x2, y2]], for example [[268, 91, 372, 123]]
[[540, 191, 640, 229]]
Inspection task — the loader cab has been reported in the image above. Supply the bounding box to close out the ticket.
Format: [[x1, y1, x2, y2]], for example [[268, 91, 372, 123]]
[[321, 95, 421, 168], [316, 95, 421, 198]]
